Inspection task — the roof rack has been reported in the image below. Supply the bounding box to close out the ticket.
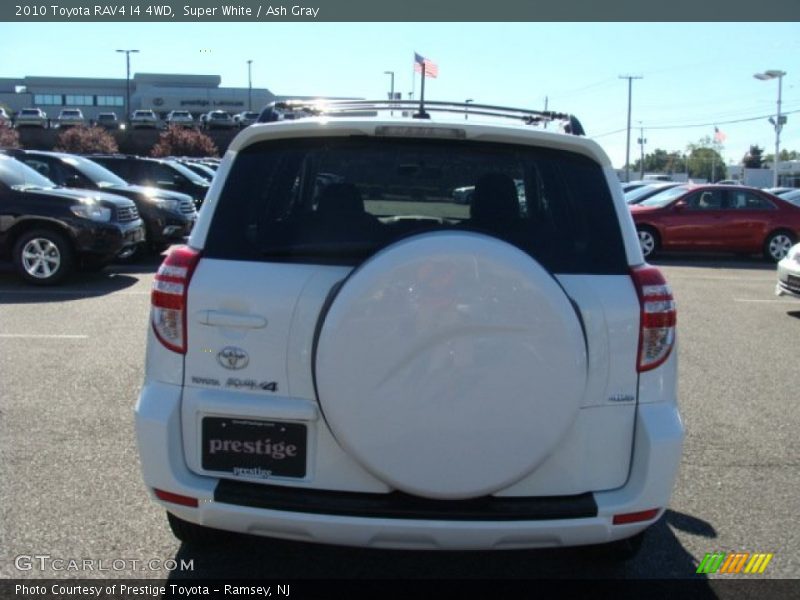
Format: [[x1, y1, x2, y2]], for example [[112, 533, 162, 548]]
[[259, 99, 586, 136]]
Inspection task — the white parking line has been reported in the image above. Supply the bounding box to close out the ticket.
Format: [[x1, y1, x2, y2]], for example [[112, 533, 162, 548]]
[[733, 298, 800, 304], [0, 290, 150, 296], [0, 334, 89, 339], [669, 275, 775, 282]]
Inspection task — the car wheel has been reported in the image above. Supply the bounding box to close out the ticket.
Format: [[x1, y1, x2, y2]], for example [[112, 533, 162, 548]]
[[13, 229, 74, 285], [166, 512, 230, 546], [637, 227, 659, 260], [763, 230, 795, 262]]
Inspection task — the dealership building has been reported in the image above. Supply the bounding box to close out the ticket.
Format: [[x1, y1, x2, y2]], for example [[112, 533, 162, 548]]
[[0, 73, 279, 121]]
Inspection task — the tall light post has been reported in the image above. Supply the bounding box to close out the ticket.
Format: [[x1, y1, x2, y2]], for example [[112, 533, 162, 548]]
[[116, 49, 139, 128], [465, 98, 473, 120], [247, 59, 253, 111], [637, 122, 647, 180], [754, 69, 787, 187], [619, 74, 642, 182], [384, 71, 395, 115]]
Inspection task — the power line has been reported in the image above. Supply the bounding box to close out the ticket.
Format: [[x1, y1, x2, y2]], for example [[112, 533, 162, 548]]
[[589, 107, 800, 139], [646, 108, 800, 130]]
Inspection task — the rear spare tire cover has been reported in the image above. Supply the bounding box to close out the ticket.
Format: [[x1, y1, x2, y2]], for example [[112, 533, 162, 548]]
[[315, 232, 587, 499]]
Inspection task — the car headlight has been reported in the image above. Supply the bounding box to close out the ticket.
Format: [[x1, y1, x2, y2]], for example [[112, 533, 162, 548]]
[[151, 198, 181, 212], [70, 204, 111, 222]]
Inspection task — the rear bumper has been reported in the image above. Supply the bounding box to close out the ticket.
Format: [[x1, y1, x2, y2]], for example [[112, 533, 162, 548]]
[[136, 383, 683, 550]]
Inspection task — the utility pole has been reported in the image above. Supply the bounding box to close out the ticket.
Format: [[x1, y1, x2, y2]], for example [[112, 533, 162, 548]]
[[637, 123, 647, 180], [465, 98, 473, 120], [543, 95, 548, 129], [384, 71, 395, 115], [247, 59, 253, 111], [619, 75, 642, 182], [116, 49, 139, 128]]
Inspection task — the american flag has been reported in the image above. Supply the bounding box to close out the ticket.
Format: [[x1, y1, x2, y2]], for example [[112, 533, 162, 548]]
[[414, 52, 439, 79], [714, 126, 727, 143]]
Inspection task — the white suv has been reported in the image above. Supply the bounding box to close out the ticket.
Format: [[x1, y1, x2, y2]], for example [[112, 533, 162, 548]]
[[136, 100, 683, 557]]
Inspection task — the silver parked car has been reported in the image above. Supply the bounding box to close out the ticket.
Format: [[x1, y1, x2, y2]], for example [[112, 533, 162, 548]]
[[15, 108, 48, 128], [131, 109, 159, 129], [203, 110, 235, 130], [56, 108, 85, 128], [166, 110, 195, 128], [776, 242, 800, 299]]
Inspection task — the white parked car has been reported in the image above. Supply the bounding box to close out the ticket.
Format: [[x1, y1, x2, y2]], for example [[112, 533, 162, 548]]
[[776, 242, 800, 299], [56, 108, 85, 128], [203, 110, 235, 130], [136, 100, 683, 557], [0, 107, 10, 127], [166, 110, 195, 128], [130, 109, 159, 129], [15, 108, 48, 128]]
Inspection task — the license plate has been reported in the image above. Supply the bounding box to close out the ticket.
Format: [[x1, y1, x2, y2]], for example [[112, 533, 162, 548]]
[[202, 417, 306, 479], [126, 228, 144, 243]]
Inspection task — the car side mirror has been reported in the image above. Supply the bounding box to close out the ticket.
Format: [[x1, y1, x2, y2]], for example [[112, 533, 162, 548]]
[[674, 200, 687, 211]]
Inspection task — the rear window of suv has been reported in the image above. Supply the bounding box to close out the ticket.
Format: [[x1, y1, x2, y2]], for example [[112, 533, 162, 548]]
[[204, 137, 627, 274]]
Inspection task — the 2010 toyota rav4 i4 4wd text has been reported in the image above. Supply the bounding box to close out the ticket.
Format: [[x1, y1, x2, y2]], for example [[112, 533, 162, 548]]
[[136, 100, 683, 558]]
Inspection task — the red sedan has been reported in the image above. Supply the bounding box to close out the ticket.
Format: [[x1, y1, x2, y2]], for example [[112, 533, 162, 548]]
[[630, 184, 800, 261]]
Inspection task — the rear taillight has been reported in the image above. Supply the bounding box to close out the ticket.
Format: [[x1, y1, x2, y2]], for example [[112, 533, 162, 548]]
[[631, 265, 676, 372], [151, 245, 201, 354]]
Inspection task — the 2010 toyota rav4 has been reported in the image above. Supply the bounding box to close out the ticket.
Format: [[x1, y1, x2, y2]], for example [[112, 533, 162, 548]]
[[136, 100, 684, 558]]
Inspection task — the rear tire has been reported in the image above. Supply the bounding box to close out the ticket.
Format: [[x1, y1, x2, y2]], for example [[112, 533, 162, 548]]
[[637, 227, 659, 260], [763, 230, 795, 262], [13, 228, 74, 285], [166, 512, 230, 546]]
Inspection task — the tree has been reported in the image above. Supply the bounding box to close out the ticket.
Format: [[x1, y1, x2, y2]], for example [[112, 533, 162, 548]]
[[763, 149, 799, 164], [742, 145, 765, 168], [0, 124, 20, 149], [631, 148, 687, 175], [686, 136, 726, 182], [55, 126, 118, 154], [150, 126, 219, 158]]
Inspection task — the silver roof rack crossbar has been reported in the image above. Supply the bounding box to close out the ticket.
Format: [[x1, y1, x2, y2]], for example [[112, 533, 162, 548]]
[[261, 99, 586, 136]]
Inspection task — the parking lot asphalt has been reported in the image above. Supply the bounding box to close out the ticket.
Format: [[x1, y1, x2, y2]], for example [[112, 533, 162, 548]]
[[0, 254, 798, 582]]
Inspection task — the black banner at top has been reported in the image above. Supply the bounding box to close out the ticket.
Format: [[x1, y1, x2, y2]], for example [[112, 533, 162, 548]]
[[2, 0, 800, 22]]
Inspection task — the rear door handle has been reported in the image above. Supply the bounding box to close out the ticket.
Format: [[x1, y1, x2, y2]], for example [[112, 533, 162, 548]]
[[198, 310, 267, 329]]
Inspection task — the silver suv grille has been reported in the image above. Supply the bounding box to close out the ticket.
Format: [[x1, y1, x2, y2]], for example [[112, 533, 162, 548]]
[[180, 199, 196, 215], [117, 205, 139, 222]]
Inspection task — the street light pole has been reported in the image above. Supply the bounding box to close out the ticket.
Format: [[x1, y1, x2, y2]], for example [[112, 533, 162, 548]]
[[116, 49, 139, 128], [383, 71, 395, 115], [465, 98, 473, 120], [637, 124, 647, 180], [754, 69, 787, 187], [619, 75, 642, 183], [247, 59, 253, 111]]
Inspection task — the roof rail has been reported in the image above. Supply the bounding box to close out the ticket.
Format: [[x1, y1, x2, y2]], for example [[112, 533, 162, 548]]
[[258, 99, 586, 136]]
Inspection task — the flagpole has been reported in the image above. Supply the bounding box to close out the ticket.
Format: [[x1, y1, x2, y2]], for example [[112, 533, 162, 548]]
[[417, 62, 428, 118], [411, 64, 415, 100]]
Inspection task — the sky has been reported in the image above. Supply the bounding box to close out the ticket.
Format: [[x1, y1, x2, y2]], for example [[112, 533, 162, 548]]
[[1, 22, 798, 169]]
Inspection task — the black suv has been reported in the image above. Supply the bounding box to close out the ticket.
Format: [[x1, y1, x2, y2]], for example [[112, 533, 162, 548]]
[[0, 156, 144, 284], [87, 155, 211, 209], [6, 150, 197, 255]]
